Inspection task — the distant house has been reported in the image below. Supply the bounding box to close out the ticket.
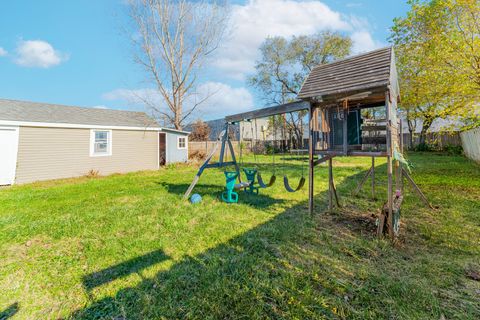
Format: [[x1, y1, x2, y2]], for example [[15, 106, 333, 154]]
[[185, 118, 240, 141], [0, 99, 189, 185]]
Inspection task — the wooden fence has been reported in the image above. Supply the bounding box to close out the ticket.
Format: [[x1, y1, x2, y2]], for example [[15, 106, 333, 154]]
[[460, 127, 480, 163], [402, 132, 462, 150], [189, 141, 242, 159], [189, 132, 463, 158]]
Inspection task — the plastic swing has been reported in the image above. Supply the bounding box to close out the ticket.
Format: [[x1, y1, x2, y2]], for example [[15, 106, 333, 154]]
[[239, 121, 260, 194], [281, 113, 306, 193], [257, 172, 276, 188], [242, 167, 259, 194], [253, 117, 277, 189], [222, 171, 239, 203]]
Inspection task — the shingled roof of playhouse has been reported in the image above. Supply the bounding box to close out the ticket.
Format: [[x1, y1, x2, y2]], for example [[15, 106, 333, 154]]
[[298, 47, 399, 101]]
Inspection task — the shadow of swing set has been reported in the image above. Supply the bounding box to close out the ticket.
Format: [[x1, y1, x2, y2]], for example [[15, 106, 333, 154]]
[[184, 47, 433, 240]]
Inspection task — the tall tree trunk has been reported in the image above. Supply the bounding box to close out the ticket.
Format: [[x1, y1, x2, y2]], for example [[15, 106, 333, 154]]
[[419, 116, 433, 145], [407, 119, 415, 149]]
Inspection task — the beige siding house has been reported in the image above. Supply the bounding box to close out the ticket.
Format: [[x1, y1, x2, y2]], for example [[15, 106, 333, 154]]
[[0, 99, 189, 185]]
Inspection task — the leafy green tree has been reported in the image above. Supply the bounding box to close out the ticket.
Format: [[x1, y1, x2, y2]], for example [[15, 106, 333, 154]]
[[249, 31, 352, 147], [391, 0, 480, 144]]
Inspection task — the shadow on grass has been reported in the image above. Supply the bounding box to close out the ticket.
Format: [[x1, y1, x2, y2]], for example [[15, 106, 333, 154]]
[[69, 162, 447, 319], [158, 182, 285, 209], [0, 302, 19, 320], [70, 175, 384, 319], [82, 249, 170, 291]]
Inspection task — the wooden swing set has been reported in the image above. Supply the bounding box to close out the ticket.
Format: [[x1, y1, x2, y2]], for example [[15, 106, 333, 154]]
[[183, 115, 307, 202], [185, 47, 432, 239]]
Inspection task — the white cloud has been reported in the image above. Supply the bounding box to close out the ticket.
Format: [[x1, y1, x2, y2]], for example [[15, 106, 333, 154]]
[[14, 40, 68, 68], [212, 0, 381, 79], [102, 82, 254, 120], [102, 88, 162, 105], [351, 31, 384, 54], [0, 47, 7, 57], [193, 82, 254, 118]]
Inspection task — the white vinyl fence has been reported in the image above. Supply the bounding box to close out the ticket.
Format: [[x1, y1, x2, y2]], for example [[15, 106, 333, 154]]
[[460, 127, 480, 163]]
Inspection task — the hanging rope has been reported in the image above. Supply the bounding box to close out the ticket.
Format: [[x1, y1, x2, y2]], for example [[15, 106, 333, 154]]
[[257, 116, 276, 189], [239, 124, 244, 167], [281, 112, 305, 193]]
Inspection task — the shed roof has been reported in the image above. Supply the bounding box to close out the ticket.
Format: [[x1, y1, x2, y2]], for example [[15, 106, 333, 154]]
[[161, 127, 190, 135], [0, 99, 160, 128], [298, 47, 395, 100]]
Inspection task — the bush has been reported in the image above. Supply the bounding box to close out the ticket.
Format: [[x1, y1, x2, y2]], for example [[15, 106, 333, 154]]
[[189, 150, 206, 161], [443, 144, 463, 155], [414, 143, 433, 152]]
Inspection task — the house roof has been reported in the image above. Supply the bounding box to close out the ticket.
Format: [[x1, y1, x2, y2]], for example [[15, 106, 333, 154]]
[[298, 47, 395, 100], [0, 99, 160, 128]]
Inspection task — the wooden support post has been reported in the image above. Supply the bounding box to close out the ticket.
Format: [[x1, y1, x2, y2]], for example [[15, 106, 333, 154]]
[[398, 119, 404, 193], [386, 91, 394, 240], [371, 157, 376, 200], [308, 104, 315, 215], [387, 156, 394, 239], [328, 157, 333, 212], [352, 167, 373, 196], [343, 100, 348, 155], [331, 179, 340, 208], [402, 168, 433, 209], [227, 139, 242, 183]]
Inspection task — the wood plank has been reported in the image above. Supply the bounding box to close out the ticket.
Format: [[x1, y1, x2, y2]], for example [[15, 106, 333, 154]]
[[343, 100, 348, 155], [303, 69, 391, 90], [352, 167, 373, 196], [304, 60, 391, 82], [385, 91, 394, 239], [301, 82, 389, 100], [315, 150, 388, 157], [308, 105, 315, 215], [362, 136, 387, 144], [305, 48, 391, 77], [225, 101, 310, 123], [328, 157, 333, 212], [402, 168, 433, 209], [371, 157, 376, 199], [362, 125, 387, 131]]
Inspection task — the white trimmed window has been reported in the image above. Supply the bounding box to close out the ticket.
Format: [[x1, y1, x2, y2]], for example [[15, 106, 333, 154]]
[[90, 130, 112, 156], [177, 136, 186, 149]]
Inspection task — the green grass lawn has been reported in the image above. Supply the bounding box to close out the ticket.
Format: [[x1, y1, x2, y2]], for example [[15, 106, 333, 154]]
[[0, 153, 479, 319]]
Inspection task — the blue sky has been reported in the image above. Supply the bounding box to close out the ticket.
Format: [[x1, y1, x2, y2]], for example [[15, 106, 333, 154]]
[[0, 0, 409, 122]]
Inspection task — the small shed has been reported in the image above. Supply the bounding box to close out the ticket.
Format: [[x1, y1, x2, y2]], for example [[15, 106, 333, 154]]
[[0, 99, 189, 185], [160, 128, 189, 164]]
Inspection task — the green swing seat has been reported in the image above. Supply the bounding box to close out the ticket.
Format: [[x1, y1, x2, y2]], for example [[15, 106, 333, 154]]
[[221, 171, 239, 203], [242, 168, 259, 194]]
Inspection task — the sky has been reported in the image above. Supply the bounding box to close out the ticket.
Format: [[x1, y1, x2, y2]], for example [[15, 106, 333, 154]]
[[0, 0, 410, 122]]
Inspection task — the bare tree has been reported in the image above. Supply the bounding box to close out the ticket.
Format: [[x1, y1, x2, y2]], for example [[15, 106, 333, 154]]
[[128, 0, 229, 130]]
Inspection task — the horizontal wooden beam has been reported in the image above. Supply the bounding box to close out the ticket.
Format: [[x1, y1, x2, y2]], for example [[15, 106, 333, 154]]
[[315, 150, 387, 157], [225, 101, 310, 123], [313, 155, 333, 167]]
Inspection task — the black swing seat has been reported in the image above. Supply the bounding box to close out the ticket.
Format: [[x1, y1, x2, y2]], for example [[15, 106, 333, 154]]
[[257, 172, 276, 188], [283, 175, 306, 193]]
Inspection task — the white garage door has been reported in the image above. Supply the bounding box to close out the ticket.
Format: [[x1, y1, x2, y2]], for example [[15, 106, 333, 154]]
[[0, 127, 19, 185]]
